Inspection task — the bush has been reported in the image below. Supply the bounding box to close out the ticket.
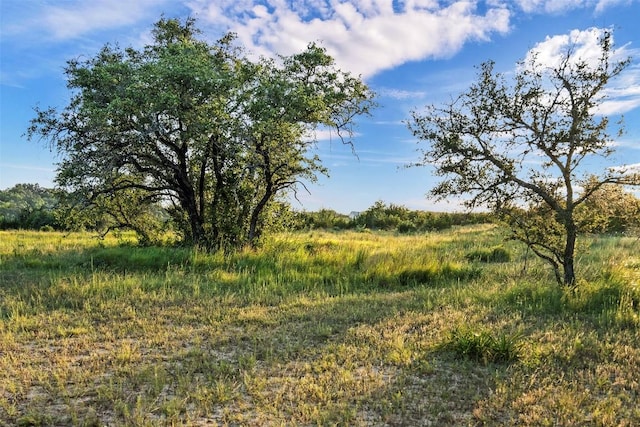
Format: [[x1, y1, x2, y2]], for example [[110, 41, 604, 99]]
[[397, 220, 417, 234], [396, 263, 481, 286], [465, 246, 511, 263]]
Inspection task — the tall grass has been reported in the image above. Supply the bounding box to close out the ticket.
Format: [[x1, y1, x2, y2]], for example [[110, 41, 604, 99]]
[[0, 227, 639, 425]]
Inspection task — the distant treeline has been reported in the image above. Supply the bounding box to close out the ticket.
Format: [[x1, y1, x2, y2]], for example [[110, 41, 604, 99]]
[[2, 184, 639, 235], [293, 201, 493, 232], [0, 184, 489, 233]]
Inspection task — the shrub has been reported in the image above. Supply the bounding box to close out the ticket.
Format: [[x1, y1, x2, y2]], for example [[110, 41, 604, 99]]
[[465, 246, 511, 263], [397, 220, 417, 234], [396, 263, 481, 286]]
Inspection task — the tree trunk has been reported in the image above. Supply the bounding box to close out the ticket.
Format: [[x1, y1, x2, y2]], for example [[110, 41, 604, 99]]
[[179, 184, 209, 249], [248, 136, 273, 247], [248, 188, 272, 246], [189, 210, 208, 248], [563, 219, 577, 286]]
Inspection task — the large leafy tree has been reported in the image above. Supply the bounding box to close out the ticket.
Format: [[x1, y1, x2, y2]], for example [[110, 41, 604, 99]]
[[0, 184, 58, 229], [28, 18, 375, 249], [408, 31, 639, 286]]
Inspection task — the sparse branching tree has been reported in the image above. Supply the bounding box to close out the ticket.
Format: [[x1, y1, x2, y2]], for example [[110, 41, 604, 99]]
[[27, 17, 375, 250], [408, 30, 639, 286]]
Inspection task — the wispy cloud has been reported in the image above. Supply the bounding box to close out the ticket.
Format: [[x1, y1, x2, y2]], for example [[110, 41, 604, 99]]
[[313, 149, 413, 166], [510, 0, 635, 14], [378, 88, 428, 100], [373, 120, 405, 126], [598, 98, 640, 115], [303, 128, 361, 143], [3, 0, 170, 41], [611, 137, 640, 150]]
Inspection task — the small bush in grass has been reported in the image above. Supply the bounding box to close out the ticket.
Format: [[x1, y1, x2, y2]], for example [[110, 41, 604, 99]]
[[465, 246, 511, 263], [397, 263, 481, 286], [397, 220, 417, 234], [440, 326, 523, 364], [397, 268, 437, 285]]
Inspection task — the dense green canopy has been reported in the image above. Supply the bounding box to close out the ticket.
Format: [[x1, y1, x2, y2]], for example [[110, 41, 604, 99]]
[[28, 18, 376, 249]]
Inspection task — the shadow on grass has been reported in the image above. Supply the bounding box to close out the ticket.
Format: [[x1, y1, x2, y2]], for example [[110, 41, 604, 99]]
[[1, 242, 487, 319], [497, 278, 640, 328], [2, 275, 506, 425], [498, 281, 565, 316], [149, 292, 506, 425]]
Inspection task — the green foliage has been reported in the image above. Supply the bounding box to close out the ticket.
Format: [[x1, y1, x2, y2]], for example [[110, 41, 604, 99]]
[[27, 17, 375, 250], [396, 220, 417, 234], [56, 179, 169, 245], [356, 201, 409, 230]]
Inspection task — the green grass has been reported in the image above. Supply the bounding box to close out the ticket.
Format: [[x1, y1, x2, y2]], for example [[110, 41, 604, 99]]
[[0, 226, 639, 425]]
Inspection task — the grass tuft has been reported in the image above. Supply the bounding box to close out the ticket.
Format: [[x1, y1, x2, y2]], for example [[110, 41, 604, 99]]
[[439, 325, 523, 364]]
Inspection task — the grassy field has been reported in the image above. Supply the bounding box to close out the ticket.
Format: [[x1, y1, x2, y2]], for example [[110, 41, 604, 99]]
[[1, 225, 639, 426]]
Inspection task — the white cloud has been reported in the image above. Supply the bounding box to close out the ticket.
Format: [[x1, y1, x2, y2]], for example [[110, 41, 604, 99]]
[[524, 27, 615, 69], [594, 0, 636, 13], [187, 0, 511, 77], [599, 65, 640, 113], [612, 137, 640, 150], [597, 98, 640, 115], [522, 28, 640, 115]]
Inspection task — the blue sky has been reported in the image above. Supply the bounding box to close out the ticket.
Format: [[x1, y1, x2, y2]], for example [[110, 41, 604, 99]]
[[1, 0, 639, 213]]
